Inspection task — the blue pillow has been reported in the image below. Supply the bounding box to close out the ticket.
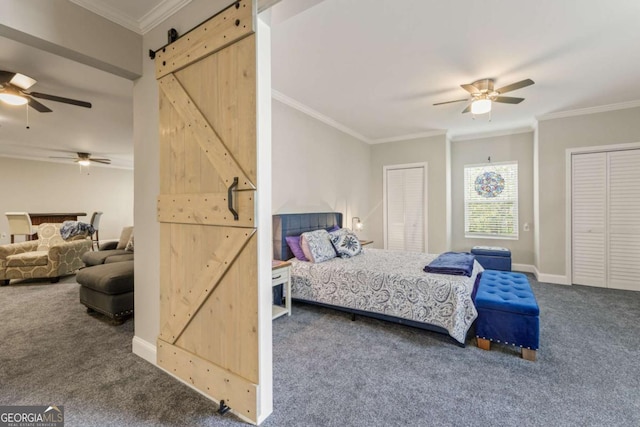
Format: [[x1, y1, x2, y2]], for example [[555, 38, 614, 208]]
[[285, 235, 308, 261]]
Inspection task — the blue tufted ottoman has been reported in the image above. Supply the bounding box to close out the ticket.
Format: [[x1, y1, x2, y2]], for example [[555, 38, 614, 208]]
[[474, 270, 539, 361], [471, 246, 512, 271]]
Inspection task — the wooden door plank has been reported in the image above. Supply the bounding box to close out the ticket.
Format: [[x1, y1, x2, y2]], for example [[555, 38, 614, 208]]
[[159, 226, 256, 344], [155, 0, 254, 79], [159, 223, 172, 329], [176, 234, 258, 384], [175, 35, 257, 186], [159, 73, 255, 190], [157, 191, 255, 227], [157, 339, 258, 420]]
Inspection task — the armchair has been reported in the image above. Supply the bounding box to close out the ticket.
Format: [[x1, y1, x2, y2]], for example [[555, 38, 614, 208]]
[[0, 223, 92, 285]]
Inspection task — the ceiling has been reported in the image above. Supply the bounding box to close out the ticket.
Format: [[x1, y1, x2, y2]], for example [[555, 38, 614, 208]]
[[270, 0, 640, 142], [2, 0, 640, 169], [0, 36, 134, 168]]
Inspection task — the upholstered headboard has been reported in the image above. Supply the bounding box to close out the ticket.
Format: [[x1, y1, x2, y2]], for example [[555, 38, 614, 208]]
[[272, 212, 343, 261]]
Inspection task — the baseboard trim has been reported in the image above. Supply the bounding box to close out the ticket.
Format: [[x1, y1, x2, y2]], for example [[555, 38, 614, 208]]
[[132, 336, 157, 365], [533, 266, 569, 285], [512, 263, 535, 273]]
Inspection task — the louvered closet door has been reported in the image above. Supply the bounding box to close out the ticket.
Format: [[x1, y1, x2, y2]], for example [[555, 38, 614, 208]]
[[572, 149, 640, 291], [608, 150, 640, 291], [572, 153, 607, 287], [384, 165, 426, 252]]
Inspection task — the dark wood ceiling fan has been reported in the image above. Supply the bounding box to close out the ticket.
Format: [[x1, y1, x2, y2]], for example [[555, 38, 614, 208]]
[[434, 78, 534, 114], [0, 70, 92, 113]]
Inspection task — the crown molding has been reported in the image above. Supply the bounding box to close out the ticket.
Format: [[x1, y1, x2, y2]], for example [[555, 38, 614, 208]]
[[536, 99, 640, 121], [272, 90, 372, 143], [272, 90, 451, 145], [449, 125, 535, 142], [370, 130, 447, 144], [139, 0, 192, 34], [70, 0, 192, 35]]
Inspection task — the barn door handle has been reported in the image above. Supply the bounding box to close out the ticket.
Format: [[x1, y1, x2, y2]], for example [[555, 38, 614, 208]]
[[228, 177, 239, 221]]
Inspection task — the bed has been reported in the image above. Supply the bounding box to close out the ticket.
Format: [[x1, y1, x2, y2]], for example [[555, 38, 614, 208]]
[[273, 212, 483, 345]]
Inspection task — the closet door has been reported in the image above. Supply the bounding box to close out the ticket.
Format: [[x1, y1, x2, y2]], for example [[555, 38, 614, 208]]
[[384, 164, 427, 252], [572, 148, 640, 291], [607, 149, 640, 291], [572, 153, 607, 287]]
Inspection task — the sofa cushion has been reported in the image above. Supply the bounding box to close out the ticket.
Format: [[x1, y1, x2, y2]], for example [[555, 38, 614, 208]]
[[82, 249, 130, 266], [116, 227, 134, 250], [37, 223, 64, 251], [77, 261, 134, 295], [6, 251, 49, 267], [105, 253, 135, 264]]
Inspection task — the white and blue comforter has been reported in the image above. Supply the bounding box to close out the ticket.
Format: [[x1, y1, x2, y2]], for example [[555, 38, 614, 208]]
[[290, 248, 483, 343]]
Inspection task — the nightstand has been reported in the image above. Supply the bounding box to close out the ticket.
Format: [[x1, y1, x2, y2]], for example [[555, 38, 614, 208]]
[[272, 260, 292, 319], [359, 240, 373, 246]]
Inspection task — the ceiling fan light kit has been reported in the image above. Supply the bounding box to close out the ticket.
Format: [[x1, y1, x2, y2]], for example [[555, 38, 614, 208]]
[[434, 78, 534, 116], [471, 98, 492, 115], [0, 91, 28, 106]]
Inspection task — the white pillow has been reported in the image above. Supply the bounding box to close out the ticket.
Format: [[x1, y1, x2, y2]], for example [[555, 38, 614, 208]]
[[300, 229, 336, 263], [329, 229, 362, 258]]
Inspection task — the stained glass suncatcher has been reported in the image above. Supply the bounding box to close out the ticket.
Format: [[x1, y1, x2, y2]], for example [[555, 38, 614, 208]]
[[474, 171, 505, 198]]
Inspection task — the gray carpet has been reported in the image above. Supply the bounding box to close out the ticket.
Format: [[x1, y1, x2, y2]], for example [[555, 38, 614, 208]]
[[1, 274, 639, 426]]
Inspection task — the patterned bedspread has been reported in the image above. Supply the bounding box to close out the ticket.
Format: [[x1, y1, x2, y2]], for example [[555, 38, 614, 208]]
[[290, 248, 483, 343]]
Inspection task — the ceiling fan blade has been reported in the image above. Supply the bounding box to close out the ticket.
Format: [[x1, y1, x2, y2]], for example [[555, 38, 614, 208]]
[[27, 96, 53, 113], [29, 92, 92, 108], [495, 78, 534, 94], [461, 104, 472, 114], [433, 98, 469, 106], [461, 84, 480, 94], [0, 70, 17, 85], [49, 156, 74, 159], [493, 96, 525, 104], [90, 159, 111, 164]]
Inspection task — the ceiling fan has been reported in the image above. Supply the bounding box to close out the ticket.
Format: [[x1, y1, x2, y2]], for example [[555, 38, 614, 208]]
[[434, 78, 534, 115], [50, 152, 111, 166], [0, 70, 92, 113]]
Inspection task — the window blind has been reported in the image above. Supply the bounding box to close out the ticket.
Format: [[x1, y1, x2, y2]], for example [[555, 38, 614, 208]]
[[464, 162, 519, 239]]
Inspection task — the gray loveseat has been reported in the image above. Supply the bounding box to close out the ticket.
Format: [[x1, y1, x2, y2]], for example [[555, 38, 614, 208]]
[[77, 227, 134, 323]]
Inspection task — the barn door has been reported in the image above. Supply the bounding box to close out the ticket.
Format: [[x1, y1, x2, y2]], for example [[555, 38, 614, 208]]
[[155, 1, 263, 422]]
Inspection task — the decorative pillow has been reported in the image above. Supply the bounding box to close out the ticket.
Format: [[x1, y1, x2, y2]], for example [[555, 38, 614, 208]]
[[125, 234, 134, 252], [116, 226, 134, 250], [327, 225, 340, 232], [300, 229, 336, 263], [285, 235, 308, 261], [329, 230, 362, 258]]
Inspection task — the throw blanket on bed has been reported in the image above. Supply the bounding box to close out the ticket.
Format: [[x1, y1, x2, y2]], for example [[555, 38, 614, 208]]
[[423, 252, 475, 277], [60, 221, 94, 240]]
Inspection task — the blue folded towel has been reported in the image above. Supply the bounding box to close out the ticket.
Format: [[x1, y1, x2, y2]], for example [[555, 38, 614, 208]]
[[424, 252, 475, 277]]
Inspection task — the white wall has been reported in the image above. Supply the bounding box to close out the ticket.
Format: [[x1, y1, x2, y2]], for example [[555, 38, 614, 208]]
[[0, 0, 141, 79], [0, 157, 133, 244], [537, 106, 640, 278], [369, 134, 448, 253], [272, 99, 371, 237], [450, 132, 535, 266]]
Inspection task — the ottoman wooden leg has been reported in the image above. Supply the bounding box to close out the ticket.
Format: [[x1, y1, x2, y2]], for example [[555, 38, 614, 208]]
[[477, 337, 491, 351], [522, 348, 537, 361]]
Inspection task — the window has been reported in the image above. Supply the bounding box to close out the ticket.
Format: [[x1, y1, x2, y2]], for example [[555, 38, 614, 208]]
[[464, 162, 518, 239]]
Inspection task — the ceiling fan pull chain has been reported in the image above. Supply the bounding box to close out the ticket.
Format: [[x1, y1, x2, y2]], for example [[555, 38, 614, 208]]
[[25, 103, 30, 129]]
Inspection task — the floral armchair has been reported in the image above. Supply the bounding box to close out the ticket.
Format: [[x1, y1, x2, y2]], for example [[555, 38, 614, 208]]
[[0, 223, 92, 285]]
